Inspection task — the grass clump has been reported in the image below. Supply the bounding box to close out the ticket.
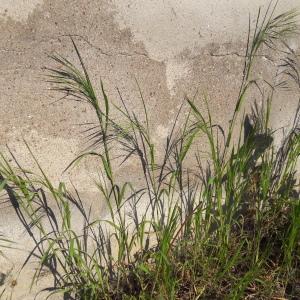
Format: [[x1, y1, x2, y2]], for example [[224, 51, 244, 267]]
[[0, 2, 300, 299]]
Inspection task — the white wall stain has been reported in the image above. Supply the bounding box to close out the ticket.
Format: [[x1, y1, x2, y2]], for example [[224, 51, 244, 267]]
[[166, 58, 190, 94], [112, 0, 299, 93]]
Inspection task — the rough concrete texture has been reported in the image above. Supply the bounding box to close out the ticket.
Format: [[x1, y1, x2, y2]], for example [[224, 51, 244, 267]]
[[0, 0, 299, 298]]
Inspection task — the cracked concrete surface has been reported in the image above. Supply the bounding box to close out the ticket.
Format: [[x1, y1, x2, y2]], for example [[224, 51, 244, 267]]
[[0, 0, 299, 298]]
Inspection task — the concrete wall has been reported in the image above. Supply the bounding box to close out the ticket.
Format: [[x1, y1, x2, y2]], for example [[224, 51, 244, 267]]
[[0, 1, 299, 298], [0, 0, 299, 187]]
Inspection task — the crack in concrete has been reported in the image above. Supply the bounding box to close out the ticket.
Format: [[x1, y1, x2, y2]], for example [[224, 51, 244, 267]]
[[62, 34, 151, 59], [210, 51, 244, 57], [3, 35, 151, 60], [209, 51, 276, 65]]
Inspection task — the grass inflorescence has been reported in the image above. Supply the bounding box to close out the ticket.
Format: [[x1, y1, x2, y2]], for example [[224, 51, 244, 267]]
[[0, 2, 300, 299]]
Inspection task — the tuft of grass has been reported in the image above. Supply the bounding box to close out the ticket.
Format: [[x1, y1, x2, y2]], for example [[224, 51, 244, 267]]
[[0, 2, 300, 299]]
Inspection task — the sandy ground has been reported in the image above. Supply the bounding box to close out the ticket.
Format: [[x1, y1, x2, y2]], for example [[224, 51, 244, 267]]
[[0, 0, 299, 298]]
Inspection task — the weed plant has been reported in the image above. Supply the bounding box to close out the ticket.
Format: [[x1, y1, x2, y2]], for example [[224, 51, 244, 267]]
[[0, 2, 300, 299]]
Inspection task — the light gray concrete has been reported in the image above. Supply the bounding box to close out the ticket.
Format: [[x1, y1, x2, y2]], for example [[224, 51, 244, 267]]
[[0, 0, 299, 298]]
